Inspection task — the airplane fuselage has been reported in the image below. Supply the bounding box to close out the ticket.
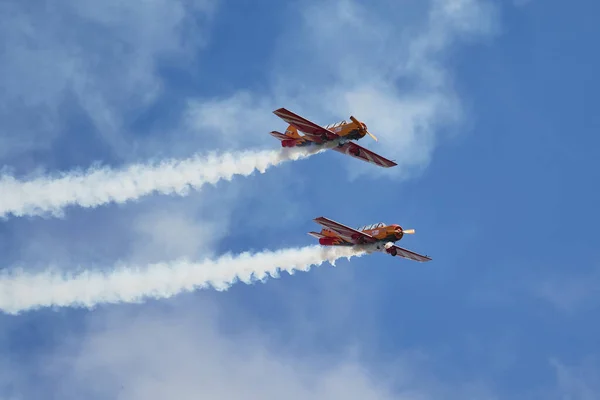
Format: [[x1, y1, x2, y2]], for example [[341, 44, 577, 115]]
[[309, 216, 430, 262], [271, 107, 397, 168], [280, 118, 367, 148], [318, 224, 404, 247], [302, 122, 366, 143]]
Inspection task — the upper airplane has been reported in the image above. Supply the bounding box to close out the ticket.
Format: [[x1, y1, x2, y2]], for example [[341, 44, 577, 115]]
[[309, 216, 432, 263], [269, 107, 398, 168]]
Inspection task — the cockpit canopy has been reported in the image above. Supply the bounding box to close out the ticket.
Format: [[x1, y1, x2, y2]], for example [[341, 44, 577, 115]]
[[323, 120, 347, 129], [357, 222, 386, 231]]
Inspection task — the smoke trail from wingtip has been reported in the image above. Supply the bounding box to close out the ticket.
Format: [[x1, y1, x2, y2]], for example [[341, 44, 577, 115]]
[[0, 145, 326, 219], [0, 245, 370, 314]]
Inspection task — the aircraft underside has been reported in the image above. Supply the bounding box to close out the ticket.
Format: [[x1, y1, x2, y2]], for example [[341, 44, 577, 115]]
[[319, 238, 400, 257]]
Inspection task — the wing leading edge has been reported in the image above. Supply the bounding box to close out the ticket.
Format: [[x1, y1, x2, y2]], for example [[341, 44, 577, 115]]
[[389, 244, 432, 262], [331, 142, 397, 168], [313, 216, 376, 244], [273, 108, 339, 140]]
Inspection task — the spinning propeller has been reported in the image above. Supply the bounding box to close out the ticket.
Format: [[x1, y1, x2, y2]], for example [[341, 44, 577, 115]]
[[350, 116, 378, 142], [402, 229, 415, 234]]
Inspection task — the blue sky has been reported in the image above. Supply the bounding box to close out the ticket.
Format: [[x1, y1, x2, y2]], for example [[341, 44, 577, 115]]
[[1, 0, 599, 398]]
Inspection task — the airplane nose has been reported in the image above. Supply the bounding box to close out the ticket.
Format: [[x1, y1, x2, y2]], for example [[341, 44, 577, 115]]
[[394, 226, 403, 238]]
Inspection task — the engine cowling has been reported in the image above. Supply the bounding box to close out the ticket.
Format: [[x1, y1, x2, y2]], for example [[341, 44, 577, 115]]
[[281, 139, 297, 148], [319, 237, 338, 246]]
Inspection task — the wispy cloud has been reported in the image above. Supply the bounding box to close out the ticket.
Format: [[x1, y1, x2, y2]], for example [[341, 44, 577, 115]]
[[28, 302, 426, 400], [0, 1, 511, 399], [0, 0, 216, 163], [532, 266, 600, 314], [184, 0, 498, 180], [550, 358, 600, 400]]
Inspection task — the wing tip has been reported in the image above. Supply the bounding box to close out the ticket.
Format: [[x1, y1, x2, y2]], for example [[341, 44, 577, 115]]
[[313, 216, 336, 227], [416, 254, 433, 262], [273, 107, 290, 115], [380, 157, 398, 168]]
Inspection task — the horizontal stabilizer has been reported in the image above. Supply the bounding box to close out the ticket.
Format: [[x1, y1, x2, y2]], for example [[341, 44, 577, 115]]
[[269, 131, 289, 141], [307, 231, 325, 238]]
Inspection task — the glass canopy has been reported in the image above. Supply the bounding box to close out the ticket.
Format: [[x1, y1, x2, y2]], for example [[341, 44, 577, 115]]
[[357, 222, 385, 231], [323, 120, 347, 129]]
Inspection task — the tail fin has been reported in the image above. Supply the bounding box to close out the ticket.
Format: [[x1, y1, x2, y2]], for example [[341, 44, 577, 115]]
[[285, 125, 302, 139]]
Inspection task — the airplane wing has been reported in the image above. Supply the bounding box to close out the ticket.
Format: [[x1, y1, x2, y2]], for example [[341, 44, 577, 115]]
[[331, 142, 397, 168], [273, 108, 339, 140], [313, 216, 377, 245], [389, 244, 432, 262]]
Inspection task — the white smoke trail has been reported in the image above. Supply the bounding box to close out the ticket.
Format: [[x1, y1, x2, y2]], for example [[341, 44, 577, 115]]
[[0, 145, 328, 219], [0, 244, 372, 314]]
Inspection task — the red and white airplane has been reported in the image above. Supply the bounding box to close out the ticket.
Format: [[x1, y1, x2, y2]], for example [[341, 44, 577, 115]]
[[309, 216, 432, 262], [269, 107, 398, 168]]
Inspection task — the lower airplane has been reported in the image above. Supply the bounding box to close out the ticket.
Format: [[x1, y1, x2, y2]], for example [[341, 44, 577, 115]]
[[309, 216, 432, 262], [269, 107, 398, 168]]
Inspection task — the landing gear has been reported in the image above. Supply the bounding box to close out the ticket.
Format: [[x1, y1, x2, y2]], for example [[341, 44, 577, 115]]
[[382, 242, 397, 257]]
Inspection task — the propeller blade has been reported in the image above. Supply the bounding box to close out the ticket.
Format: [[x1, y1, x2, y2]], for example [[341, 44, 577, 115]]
[[402, 229, 415, 234], [349, 116, 378, 141], [366, 130, 378, 142]]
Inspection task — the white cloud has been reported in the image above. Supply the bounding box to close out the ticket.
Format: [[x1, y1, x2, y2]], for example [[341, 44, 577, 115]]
[[550, 358, 600, 400], [0, 296, 508, 400], [0, 1, 508, 399], [129, 206, 226, 262], [37, 302, 425, 400], [0, 0, 216, 163], [184, 0, 498, 180], [184, 92, 279, 149], [532, 266, 600, 314]]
